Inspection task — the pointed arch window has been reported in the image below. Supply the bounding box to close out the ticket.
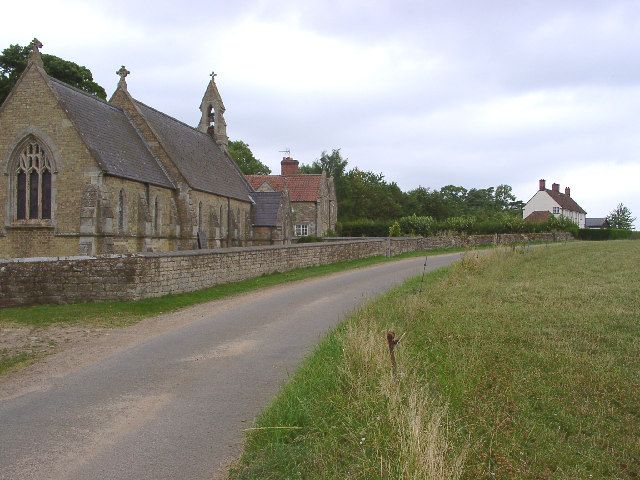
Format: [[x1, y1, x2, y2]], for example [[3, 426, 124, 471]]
[[117, 190, 125, 231], [14, 140, 53, 221], [153, 197, 160, 235]]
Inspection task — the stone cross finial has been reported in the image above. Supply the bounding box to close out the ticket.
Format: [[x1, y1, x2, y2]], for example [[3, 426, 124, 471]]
[[31, 38, 43, 53], [27, 38, 44, 67], [116, 65, 130, 90], [210, 71, 217, 81]]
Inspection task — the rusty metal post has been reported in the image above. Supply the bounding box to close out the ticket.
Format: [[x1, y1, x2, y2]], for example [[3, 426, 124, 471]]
[[387, 331, 399, 378]]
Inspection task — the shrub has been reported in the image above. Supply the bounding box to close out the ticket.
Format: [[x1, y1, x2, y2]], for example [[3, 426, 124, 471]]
[[544, 215, 579, 236], [388, 222, 401, 237], [398, 215, 436, 236], [338, 219, 391, 237], [437, 216, 476, 234], [296, 235, 324, 243]]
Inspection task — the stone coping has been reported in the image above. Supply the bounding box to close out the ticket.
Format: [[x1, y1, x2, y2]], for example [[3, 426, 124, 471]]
[[0, 238, 386, 264], [0, 232, 567, 265]]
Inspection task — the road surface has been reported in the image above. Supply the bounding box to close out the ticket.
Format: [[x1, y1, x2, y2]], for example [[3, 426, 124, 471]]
[[0, 252, 461, 480]]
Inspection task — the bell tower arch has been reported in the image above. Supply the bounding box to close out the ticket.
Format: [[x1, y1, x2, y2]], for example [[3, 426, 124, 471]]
[[198, 71, 228, 152]]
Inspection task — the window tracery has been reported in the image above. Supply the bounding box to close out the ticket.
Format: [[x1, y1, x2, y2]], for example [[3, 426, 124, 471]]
[[14, 140, 53, 221]]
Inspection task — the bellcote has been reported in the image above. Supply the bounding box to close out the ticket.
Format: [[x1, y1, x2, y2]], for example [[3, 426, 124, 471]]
[[198, 71, 228, 152]]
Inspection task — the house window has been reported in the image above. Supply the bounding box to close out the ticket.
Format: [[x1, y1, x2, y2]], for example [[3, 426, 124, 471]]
[[295, 224, 309, 236], [14, 140, 53, 221], [552, 207, 560, 214], [198, 201, 203, 230]]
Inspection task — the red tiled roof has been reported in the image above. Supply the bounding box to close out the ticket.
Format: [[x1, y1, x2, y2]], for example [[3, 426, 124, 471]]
[[545, 189, 586, 214], [246, 174, 322, 202], [524, 210, 552, 223]]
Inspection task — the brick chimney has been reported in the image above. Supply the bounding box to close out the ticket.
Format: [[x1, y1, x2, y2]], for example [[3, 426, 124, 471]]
[[552, 183, 560, 193], [539, 179, 546, 191], [565, 186, 570, 197], [281, 157, 299, 176]]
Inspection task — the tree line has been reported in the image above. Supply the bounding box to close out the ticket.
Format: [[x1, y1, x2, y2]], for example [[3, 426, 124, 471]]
[[2, 41, 634, 233], [297, 148, 524, 222]]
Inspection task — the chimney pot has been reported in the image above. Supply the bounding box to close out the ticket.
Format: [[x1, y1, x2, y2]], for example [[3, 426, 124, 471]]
[[281, 157, 299, 176], [552, 183, 560, 193], [539, 179, 546, 191], [565, 187, 570, 197]]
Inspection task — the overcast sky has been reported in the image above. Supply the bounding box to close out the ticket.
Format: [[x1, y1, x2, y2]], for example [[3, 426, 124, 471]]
[[3, 0, 639, 225]]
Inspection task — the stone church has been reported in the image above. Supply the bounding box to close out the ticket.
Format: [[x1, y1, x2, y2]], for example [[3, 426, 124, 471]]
[[0, 41, 293, 259]]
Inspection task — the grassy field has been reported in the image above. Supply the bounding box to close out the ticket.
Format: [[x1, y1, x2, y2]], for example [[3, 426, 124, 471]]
[[0, 247, 476, 328], [229, 241, 640, 479]]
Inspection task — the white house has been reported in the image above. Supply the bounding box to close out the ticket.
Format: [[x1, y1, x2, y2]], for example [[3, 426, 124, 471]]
[[523, 179, 587, 228]]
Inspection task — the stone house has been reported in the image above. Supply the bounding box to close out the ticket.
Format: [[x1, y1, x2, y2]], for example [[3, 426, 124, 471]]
[[246, 157, 337, 237], [0, 41, 291, 259], [251, 190, 294, 245], [523, 179, 586, 227]]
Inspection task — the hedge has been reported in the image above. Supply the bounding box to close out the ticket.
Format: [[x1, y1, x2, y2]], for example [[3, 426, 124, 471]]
[[397, 214, 579, 236], [337, 220, 392, 237], [337, 214, 583, 238], [577, 229, 634, 241]]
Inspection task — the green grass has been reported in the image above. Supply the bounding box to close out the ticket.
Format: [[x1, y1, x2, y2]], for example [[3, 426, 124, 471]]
[[229, 241, 640, 479], [0, 246, 473, 327], [0, 352, 40, 375]]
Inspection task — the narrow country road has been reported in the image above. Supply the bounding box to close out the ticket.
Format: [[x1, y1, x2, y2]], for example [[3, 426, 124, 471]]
[[0, 253, 461, 480]]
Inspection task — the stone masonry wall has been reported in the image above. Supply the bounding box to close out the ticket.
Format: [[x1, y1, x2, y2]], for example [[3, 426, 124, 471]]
[[0, 232, 573, 307], [387, 231, 572, 255]]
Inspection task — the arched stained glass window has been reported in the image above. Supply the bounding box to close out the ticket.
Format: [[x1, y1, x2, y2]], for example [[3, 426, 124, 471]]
[[15, 140, 52, 220]]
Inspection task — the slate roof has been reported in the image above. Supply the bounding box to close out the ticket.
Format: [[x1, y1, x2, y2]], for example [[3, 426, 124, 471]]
[[585, 217, 609, 228], [524, 210, 552, 223], [251, 191, 283, 226], [48, 78, 174, 189], [246, 174, 322, 202], [545, 189, 586, 214], [134, 100, 252, 201]]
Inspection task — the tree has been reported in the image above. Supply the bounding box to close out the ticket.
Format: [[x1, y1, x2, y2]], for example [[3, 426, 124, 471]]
[[339, 168, 404, 220], [606, 203, 636, 230], [0, 41, 106, 105], [227, 140, 271, 175], [494, 184, 525, 214], [299, 148, 348, 178]]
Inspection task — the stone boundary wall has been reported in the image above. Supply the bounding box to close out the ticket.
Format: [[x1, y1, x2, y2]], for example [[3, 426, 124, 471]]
[[0, 232, 572, 307]]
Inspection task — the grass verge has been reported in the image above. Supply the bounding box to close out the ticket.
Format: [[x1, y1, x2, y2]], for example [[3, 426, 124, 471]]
[[0, 352, 41, 376], [229, 240, 640, 479], [0, 246, 478, 327]]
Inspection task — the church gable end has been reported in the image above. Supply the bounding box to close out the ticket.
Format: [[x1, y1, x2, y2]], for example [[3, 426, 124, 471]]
[[0, 50, 103, 252]]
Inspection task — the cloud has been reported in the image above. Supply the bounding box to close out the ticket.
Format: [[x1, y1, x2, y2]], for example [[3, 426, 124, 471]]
[[1, 0, 638, 227]]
